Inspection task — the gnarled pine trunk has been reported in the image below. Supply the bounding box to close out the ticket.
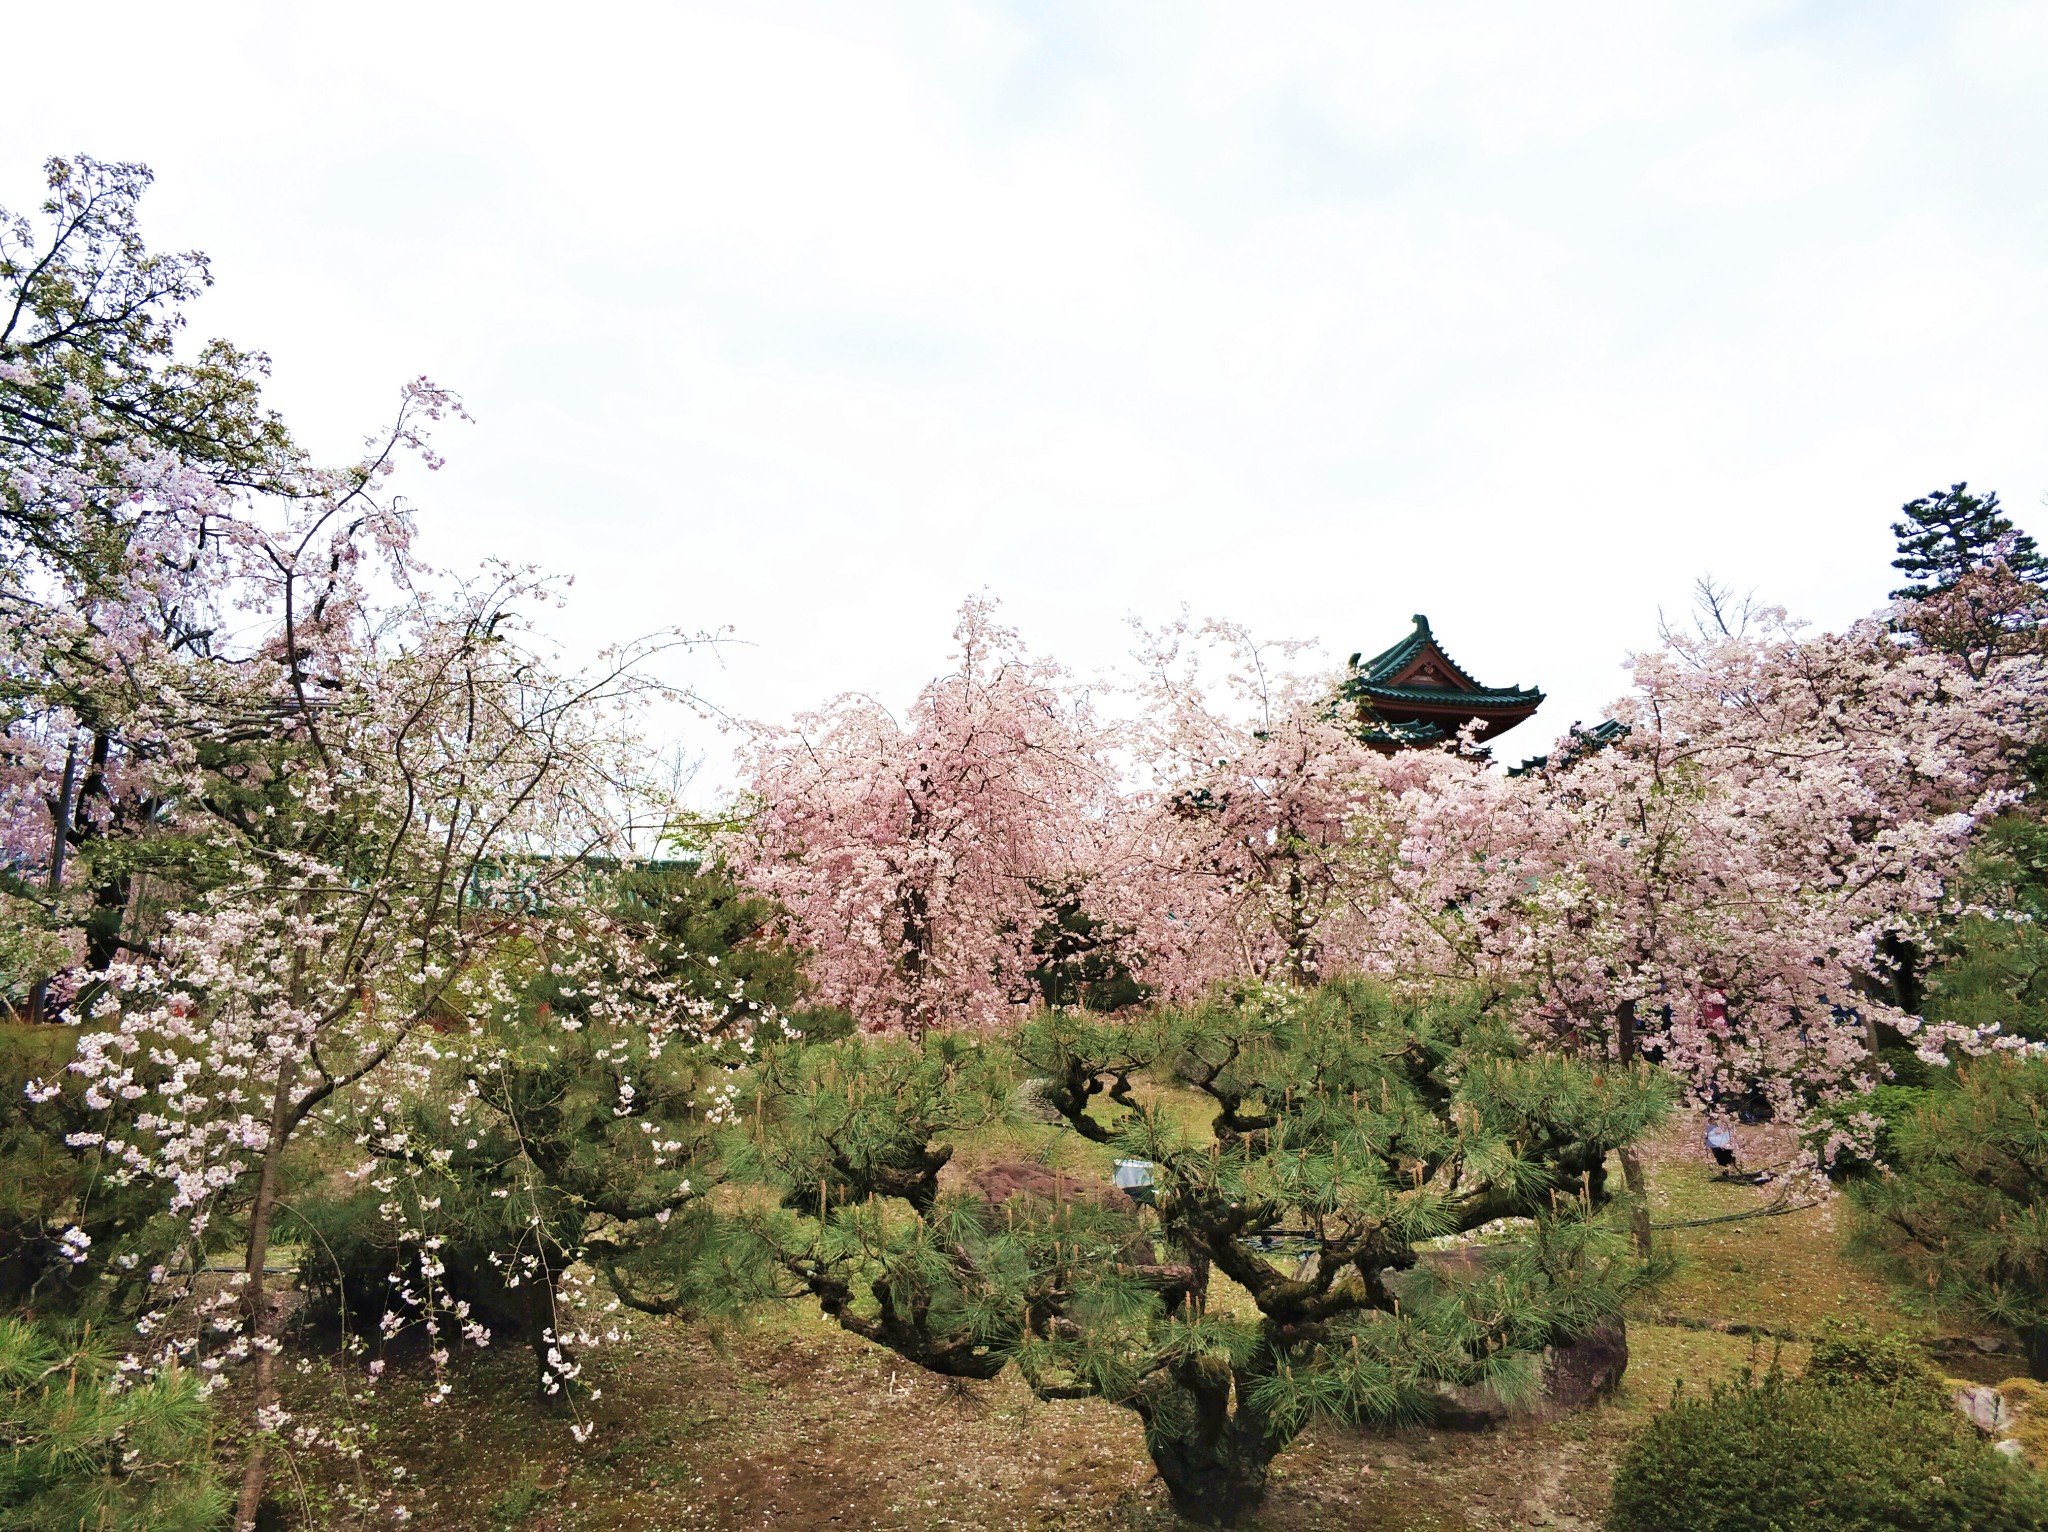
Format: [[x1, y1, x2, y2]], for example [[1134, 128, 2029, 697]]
[[1140, 1361, 1278, 1526]]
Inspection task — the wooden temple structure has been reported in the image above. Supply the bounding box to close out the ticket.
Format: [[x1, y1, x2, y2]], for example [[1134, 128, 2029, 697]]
[[1336, 614, 1544, 752]]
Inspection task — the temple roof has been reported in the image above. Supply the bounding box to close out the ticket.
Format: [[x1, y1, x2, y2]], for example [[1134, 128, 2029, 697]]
[[1507, 718, 1630, 777], [1336, 614, 1544, 749]]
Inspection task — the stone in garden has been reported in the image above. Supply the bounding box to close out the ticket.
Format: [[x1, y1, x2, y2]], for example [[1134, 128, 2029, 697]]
[[1954, 1384, 2015, 1436]]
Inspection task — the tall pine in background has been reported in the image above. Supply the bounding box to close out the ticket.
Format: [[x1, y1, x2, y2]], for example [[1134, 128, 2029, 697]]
[[1891, 483, 2047, 599], [1889, 483, 2048, 678]]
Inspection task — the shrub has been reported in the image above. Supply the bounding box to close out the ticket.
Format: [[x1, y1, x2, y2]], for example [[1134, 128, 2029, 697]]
[[1802, 1316, 1945, 1402], [1608, 1361, 2048, 1532]]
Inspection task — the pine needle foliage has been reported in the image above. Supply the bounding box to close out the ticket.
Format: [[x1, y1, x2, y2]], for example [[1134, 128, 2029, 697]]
[[1888, 482, 2048, 674], [1892, 483, 2048, 601], [1925, 812, 2048, 1042], [737, 1033, 1093, 1378], [0, 1316, 228, 1532], [749, 978, 1670, 1525], [1849, 1051, 2048, 1377]]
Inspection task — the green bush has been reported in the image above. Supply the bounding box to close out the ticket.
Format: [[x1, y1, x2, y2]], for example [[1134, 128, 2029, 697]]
[[1608, 1360, 2048, 1532], [1802, 1317, 1946, 1401], [1923, 812, 2048, 1043], [1819, 1077, 1954, 1182], [0, 1315, 228, 1531]]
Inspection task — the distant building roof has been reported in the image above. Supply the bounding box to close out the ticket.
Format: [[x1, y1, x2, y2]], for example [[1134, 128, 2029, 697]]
[[1507, 718, 1631, 778], [1336, 615, 1544, 750]]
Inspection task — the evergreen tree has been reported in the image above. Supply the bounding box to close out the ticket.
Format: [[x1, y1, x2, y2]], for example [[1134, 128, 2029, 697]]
[[285, 863, 787, 1401], [0, 1317, 228, 1532], [1850, 1052, 2048, 1378], [1888, 483, 2048, 676], [1892, 483, 2047, 599], [747, 979, 1670, 1525]]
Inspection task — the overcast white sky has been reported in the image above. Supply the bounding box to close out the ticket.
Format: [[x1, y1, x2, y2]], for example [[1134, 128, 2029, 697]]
[[6, 2, 2046, 788]]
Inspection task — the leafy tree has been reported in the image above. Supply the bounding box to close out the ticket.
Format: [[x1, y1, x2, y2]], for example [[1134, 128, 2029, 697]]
[[1607, 1345, 2047, 1532], [1091, 617, 1395, 998], [1391, 605, 2039, 1180], [1850, 1052, 2048, 1377], [749, 979, 1669, 1525], [1, 155, 308, 993], [0, 1316, 228, 1532], [0, 154, 749, 1529], [0, 156, 298, 581]]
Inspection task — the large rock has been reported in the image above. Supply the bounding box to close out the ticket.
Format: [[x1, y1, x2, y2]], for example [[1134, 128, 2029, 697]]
[[1956, 1384, 2016, 1437], [963, 1161, 1133, 1212], [1537, 1316, 1630, 1416], [1429, 1317, 1631, 1430]]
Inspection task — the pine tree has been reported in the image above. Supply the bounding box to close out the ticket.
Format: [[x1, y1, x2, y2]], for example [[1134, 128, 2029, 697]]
[[1849, 1052, 2048, 1379], [0, 1317, 228, 1532], [1891, 483, 2047, 600], [748, 979, 1671, 1525], [1888, 484, 2048, 676]]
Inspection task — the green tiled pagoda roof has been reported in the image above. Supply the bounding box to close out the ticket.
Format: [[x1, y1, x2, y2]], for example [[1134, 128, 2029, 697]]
[[1355, 685, 1544, 708], [1507, 718, 1630, 777], [1340, 615, 1543, 707], [1355, 717, 1447, 745]]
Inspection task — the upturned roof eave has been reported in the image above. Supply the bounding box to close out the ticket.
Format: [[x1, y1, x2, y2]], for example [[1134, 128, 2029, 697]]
[[1348, 683, 1546, 709]]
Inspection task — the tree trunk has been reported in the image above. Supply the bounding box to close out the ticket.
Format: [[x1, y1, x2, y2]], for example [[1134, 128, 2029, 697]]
[[1878, 931, 1924, 1017], [24, 734, 80, 1025], [233, 1053, 300, 1532], [1614, 1000, 1653, 1260], [1141, 1366, 1277, 1526], [900, 882, 933, 1043], [75, 730, 132, 974], [2025, 1326, 2048, 1384], [1618, 1148, 1653, 1261]]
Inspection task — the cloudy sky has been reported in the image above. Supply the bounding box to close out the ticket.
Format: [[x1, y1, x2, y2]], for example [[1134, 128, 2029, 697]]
[[6, 2, 2045, 786]]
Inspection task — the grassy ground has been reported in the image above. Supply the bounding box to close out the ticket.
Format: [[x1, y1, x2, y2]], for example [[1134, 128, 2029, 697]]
[[251, 1112, 1990, 1532]]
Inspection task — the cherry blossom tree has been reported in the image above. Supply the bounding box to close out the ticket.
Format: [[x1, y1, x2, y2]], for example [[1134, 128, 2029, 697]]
[[40, 553, 713, 1526], [729, 597, 1111, 1036], [1084, 616, 1461, 1001], [1383, 608, 2048, 1182], [0, 154, 750, 1530], [1, 155, 313, 1003]]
